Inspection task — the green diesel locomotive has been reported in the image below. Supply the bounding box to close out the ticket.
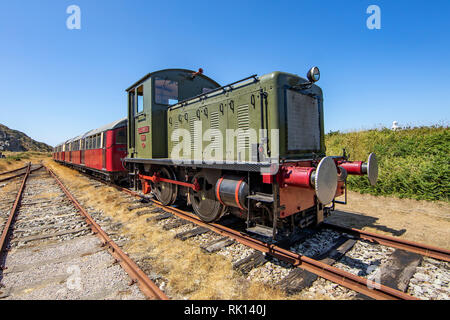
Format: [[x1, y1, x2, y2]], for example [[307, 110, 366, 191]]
[[124, 68, 378, 238]]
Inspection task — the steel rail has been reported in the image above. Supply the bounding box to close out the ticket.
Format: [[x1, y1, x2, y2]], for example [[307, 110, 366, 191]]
[[0, 163, 31, 264], [322, 222, 450, 262], [44, 166, 168, 300], [0, 164, 29, 176], [0, 165, 43, 183], [58, 168, 420, 300], [116, 187, 417, 300]]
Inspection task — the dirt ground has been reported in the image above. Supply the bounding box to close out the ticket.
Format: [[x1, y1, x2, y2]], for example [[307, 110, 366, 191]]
[[327, 192, 450, 249]]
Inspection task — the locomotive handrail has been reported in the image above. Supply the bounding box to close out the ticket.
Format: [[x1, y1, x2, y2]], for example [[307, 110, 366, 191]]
[[169, 74, 259, 110]]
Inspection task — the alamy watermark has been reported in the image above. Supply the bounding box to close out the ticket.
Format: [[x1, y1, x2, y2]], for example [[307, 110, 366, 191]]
[[66, 5, 81, 30], [65, 5, 379, 31], [366, 264, 381, 290], [366, 5, 381, 30], [169, 123, 280, 175], [55, 265, 83, 296]]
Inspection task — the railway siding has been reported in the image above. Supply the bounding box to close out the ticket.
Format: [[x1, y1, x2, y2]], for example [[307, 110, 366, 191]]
[[0, 167, 154, 300]]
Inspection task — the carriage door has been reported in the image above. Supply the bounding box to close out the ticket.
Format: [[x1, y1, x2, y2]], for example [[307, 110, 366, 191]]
[[102, 132, 107, 170], [81, 139, 85, 165]]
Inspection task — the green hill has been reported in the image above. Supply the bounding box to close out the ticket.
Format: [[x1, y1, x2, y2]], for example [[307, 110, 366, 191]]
[[0, 123, 52, 152], [325, 126, 449, 202]]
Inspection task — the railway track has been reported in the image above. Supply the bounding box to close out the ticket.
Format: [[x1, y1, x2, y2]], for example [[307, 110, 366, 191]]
[[0, 164, 167, 300], [0, 163, 43, 183], [321, 223, 450, 262], [0, 164, 30, 176], [78, 172, 450, 300], [14, 162, 448, 300]]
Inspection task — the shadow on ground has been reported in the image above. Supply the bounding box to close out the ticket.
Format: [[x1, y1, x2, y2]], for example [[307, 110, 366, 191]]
[[325, 209, 407, 237]]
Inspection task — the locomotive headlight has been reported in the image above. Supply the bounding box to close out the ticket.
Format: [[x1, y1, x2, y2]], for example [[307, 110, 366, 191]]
[[307, 66, 320, 83]]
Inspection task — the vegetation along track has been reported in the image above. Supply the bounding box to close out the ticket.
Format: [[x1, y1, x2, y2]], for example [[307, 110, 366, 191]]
[[0, 163, 42, 183], [0, 163, 167, 300], [82, 170, 450, 300]]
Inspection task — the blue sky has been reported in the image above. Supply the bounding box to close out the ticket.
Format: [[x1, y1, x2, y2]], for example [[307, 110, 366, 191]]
[[0, 0, 449, 146]]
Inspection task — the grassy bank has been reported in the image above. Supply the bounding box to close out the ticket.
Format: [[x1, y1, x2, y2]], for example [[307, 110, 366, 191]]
[[325, 126, 449, 202], [0, 151, 51, 172]]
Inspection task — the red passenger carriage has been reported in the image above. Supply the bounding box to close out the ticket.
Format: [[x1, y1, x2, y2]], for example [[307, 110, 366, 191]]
[[53, 118, 128, 182]]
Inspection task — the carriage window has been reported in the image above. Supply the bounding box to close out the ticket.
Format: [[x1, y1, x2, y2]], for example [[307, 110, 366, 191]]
[[96, 134, 101, 149], [101, 133, 105, 148], [116, 128, 127, 145], [137, 85, 144, 113], [154, 77, 178, 105]]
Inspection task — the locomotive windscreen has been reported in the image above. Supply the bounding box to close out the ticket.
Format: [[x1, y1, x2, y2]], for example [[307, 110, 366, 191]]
[[286, 90, 321, 151]]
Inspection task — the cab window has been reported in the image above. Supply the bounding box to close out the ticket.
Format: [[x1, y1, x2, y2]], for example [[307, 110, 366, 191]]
[[154, 77, 178, 105], [137, 85, 144, 113]]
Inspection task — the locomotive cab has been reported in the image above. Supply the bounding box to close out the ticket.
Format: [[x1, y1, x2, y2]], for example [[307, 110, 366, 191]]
[[126, 69, 221, 161]]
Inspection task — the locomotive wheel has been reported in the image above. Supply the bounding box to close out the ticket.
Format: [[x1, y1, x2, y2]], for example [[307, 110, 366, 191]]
[[189, 172, 225, 222], [152, 167, 178, 206]]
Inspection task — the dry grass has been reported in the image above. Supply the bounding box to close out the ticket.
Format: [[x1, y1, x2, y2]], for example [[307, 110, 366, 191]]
[[0, 151, 50, 172], [41, 158, 318, 300]]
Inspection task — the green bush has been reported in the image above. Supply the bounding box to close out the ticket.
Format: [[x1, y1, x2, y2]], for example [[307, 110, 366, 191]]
[[325, 126, 449, 201], [6, 152, 31, 161]]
